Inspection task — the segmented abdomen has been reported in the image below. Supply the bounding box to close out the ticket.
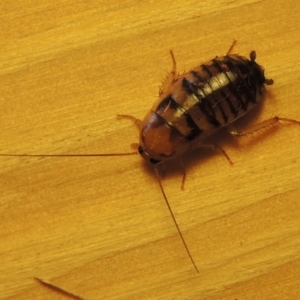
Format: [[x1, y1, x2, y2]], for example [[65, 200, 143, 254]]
[[153, 54, 263, 142]]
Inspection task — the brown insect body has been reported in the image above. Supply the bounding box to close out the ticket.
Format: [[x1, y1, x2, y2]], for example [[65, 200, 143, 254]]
[[138, 51, 273, 164]]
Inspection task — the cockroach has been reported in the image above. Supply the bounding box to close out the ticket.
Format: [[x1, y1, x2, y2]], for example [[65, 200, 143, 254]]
[[2, 41, 300, 297]]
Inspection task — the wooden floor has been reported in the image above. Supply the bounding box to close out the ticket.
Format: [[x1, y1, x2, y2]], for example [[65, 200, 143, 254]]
[[1, 1, 300, 299]]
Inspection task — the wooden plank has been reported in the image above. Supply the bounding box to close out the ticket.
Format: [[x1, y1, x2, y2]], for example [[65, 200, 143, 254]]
[[1, 0, 300, 299]]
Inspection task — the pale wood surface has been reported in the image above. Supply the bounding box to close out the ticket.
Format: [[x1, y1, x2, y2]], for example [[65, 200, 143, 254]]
[[1, 1, 300, 299]]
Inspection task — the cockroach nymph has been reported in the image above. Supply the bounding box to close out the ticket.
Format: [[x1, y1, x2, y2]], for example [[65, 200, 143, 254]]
[[138, 44, 275, 164], [2, 42, 300, 297]]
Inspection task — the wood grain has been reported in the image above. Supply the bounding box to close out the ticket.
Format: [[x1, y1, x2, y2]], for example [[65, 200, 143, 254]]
[[1, 1, 300, 299]]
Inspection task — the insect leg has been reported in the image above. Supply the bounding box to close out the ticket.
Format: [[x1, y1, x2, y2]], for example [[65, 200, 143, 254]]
[[229, 116, 300, 136], [117, 114, 142, 130], [159, 50, 179, 96], [179, 158, 187, 191], [195, 144, 233, 165], [226, 39, 237, 55]]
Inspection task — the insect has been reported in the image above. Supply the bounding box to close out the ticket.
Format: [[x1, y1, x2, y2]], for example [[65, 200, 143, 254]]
[[2, 42, 300, 298]]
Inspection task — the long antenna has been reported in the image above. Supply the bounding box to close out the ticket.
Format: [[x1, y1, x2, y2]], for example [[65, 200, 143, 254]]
[[35, 277, 87, 300], [0, 152, 137, 157], [154, 167, 199, 273], [2, 149, 198, 272]]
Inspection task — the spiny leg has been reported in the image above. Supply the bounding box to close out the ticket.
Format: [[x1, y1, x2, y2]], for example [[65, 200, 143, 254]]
[[159, 50, 179, 96], [229, 116, 300, 137]]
